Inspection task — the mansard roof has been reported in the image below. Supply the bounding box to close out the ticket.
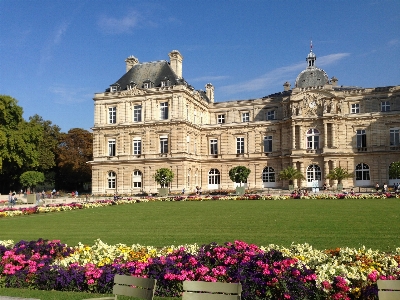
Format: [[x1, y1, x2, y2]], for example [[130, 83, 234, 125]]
[[106, 60, 186, 92]]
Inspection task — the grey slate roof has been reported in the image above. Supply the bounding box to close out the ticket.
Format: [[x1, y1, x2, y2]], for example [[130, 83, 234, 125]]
[[295, 67, 329, 88], [106, 60, 186, 92]]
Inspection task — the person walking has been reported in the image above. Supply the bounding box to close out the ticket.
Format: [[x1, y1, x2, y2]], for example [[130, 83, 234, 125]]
[[36, 191, 41, 206]]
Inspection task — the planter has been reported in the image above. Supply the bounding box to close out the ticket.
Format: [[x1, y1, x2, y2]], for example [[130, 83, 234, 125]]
[[235, 186, 245, 195], [288, 184, 294, 191], [337, 183, 343, 192], [157, 188, 169, 197], [26, 194, 35, 204]]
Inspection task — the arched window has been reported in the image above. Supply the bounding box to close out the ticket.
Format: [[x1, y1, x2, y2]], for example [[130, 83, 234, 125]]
[[133, 170, 142, 188], [208, 169, 220, 185], [262, 167, 275, 182], [306, 164, 321, 182], [355, 163, 370, 180], [306, 128, 320, 149], [108, 171, 116, 189]]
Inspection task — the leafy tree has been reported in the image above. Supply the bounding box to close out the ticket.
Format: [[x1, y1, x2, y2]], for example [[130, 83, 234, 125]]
[[278, 166, 305, 185], [0, 95, 42, 192], [28, 115, 61, 172], [20, 171, 45, 192], [326, 166, 353, 184], [154, 168, 174, 188], [389, 162, 400, 179], [228, 166, 251, 187], [56, 128, 93, 191]]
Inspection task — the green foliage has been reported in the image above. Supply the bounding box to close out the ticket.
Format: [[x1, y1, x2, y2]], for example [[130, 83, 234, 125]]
[[20, 171, 45, 188], [228, 165, 251, 186], [278, 166, 305, 185], [153, 168, 174, 188], [326, 166, 354, 184], [0, 95, 42, 171], [389, 161, 400, 179]]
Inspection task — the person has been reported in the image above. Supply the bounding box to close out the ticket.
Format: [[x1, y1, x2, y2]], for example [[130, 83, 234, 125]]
[[383, 183, 388, 193], [182, 188, 185, 194], [195, 186, 199, 195], [323, 183, 327, 192], [52, 189, 56, 198], [375, 182, 380, 192], [75, 191, 79, 197], [350, 188, 354, 195], [198, 187, 202, 195], [8, 191, 13, 208], [41, 190, 45, 200], [36, 191, 41, 206]]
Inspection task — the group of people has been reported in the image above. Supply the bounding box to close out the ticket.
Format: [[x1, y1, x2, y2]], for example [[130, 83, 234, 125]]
[[375, 182, 400, 193], [8, 191, 18, 208], [195, 186, 202, 195]]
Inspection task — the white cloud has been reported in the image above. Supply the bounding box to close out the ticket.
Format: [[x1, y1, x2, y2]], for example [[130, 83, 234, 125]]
[[219, 53, 350, 95], [388, 39, 399, 46], [189, 75, 230, 82], [98, 11, 140, 34], [49, 85, 90, 104]]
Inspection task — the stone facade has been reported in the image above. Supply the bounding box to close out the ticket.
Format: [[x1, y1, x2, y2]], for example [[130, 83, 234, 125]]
[[90, 49, 400, 195]]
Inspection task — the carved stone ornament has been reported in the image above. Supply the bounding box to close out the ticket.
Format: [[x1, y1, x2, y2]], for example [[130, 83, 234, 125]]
[[120, 86, 147, 96], [290, 91, 335, 117]]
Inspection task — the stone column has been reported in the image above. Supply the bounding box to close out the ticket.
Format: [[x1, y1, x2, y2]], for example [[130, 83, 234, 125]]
[[332, 123, 336, 148], [324, 122, 328, 148], [292, 125, 296, 149], [299, 162, 304, 188]]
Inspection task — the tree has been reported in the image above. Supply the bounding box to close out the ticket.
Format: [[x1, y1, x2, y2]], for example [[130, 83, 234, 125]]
[[20, 171, 45, 192], [278, 166, 305, 186], [326, 166, 353, 184], [389, 162, 400, 180], [56, 128, 93, 191], [0, 95, 43, 193], [228, 166, 251, 187], [153, 168, 174, 188]]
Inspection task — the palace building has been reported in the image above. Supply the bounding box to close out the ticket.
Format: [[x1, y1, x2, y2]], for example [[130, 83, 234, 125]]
[[90, 49, 400, 194]]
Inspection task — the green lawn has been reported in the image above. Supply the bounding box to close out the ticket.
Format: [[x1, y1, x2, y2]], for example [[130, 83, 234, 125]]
[[1, 198, 399, 250]]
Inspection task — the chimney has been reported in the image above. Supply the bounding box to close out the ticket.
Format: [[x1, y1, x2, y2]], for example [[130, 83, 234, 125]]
[[168, 50, 183, 78], [205, 83, 214, 103], [283, 81, 291, 91], [125, 55, 139, 72], [331, 76, 338, 87]]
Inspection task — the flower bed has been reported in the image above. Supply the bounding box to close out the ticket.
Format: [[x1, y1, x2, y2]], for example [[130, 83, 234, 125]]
[[0, 239, 399, 299]]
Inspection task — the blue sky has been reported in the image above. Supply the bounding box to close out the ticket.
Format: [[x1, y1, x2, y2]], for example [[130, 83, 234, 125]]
[[1, 0, 399, 132]]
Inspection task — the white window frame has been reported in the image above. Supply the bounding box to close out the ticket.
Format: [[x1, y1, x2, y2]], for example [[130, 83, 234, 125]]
[[132, 170, 142, 188], [108, 171, 116, 189], [210, 139, 218, 155], [356, 129, 366, 149], [108, 107, 116, 124], [264, 136, 272, 153], [355, 163, 370, 180], [160, 102, 169, 120], [242, 112, 249, 122], [236, 137, 245, 154], [217, 114, 225, 124], [108, 139, 116, 156], [390, 128, 400, 147], [133, 105, 142, 122], [262, 166, 275, 183], [133, 138, 141, 155], [208, 169, 220, 185], [306, 128, 320, 149], [160, 136, 168, 154], [266, 110, 275, 120], [351, 103, 360, 114], [381, 101, 390, 112]]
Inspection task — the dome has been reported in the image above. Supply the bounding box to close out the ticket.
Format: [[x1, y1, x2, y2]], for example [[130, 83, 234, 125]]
[[295, 49, 329, 88]]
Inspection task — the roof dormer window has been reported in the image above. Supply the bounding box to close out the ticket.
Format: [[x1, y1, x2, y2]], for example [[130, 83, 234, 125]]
[[110, 84, 119, 92], [143, 79, 153, 89], [160, 77, 170, 87], [127, 81, 137, 90]]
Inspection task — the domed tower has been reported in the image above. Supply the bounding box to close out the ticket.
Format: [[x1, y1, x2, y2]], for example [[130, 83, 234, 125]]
[[295, 43, 329, 88]]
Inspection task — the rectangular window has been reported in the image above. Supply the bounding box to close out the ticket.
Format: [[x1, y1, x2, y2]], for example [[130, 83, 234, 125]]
[[210, 139, 218, 155], [236, 137, 244, 154], [390, 128, 400, 146], [108, 139, 116, 156], [264, 136, 272, 153], [160, 102, 168, 120], [133, 138, 141, 155], [160, 137, 168, 154], [109, 107, 116, 124], [356, 129, 366, 148], [217, 114, 225, 124], [242, 112, 249, 122], [266, 110, 275, 120], [133, 105, 142, 122], [351, 104, 360, 114], [381, 101, 390, 112]]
